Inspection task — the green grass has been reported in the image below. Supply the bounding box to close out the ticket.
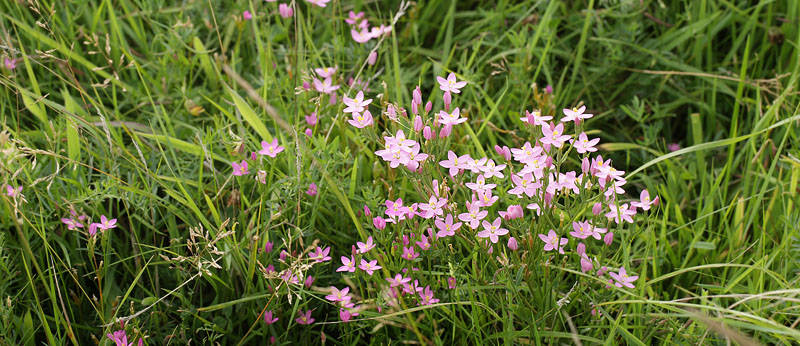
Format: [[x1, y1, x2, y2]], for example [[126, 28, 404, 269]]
[[1, 0, 799, 344]]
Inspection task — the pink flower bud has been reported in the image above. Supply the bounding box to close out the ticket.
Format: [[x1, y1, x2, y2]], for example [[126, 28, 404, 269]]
[[423, 126, 433, 140], [251, 151, 258, 161], [576, 242, 586, 256], [545, 85, 553, 94], [582, 157, 590, 173], [279, 3, 293, 18], [507, 237, 519, 251], [592, 202, 602, 215], [413, 116, 424, 132], [411, 101, 419, 115], [525, 110, 536, 125], [302, 81, 311, 90], [304, 128, 313, 137], [280, 250, 288, 261], [580, 256, 593, 273], [544, 155, 553, 167], [603, 232, 614, 246], [264, 241, 274, 253], [304, 275, 314, 288], [439, 124, 452, 138], [668, 143, 680, 152], [367, 51, 378, 65], [413, 86, 422, 106], [443, 91, 452, 111], [329, 92, 337, 105], [373, 217, 386, 230], [425, 101, 432, 113], [387, 104, 397, 120], [243, 10, 252, 20], [364, 205, 371, 216]]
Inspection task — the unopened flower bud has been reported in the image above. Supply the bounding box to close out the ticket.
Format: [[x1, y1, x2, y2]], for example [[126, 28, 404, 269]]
[[373, 217, 386, 230], [413, 116, 424, 132], [603, 232, 614, 246], [443, 91, 452, 111], [439, 124, 452, 138], [507, 237, 519, 251], [425, 101, 432, 113], [592, 202, 602, 215], [423, 126, 433, 140], [367, 51, 378, 65]]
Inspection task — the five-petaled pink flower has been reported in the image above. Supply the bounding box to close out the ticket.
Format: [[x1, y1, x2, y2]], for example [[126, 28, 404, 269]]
[[242, 10, 252, 20], [561, 105, 593, 123], [385, 273, 411, 287], [259, 138, 285, 158], [476, 217, 509, 244], [541, 123, 572, 148], [343, 91, 372, 114], [437, 72, 467, 94], [435, 214, 461, 238], [337, 256, 356, 273], [61, 217, 84, 230], [5, 184, 22, 197], [630, 190, 658, 211], [232, 160, 249, 176], [315, 67, 336, 79], [325, 286, 352, 303], [574, 132, 600, 154], [295, 310, 315, 325], [356, 236, 376, 254], [312, 77, 340, 94], [609, 266, 638, 288], [358, 259, 382, 275], [279, 3, 293, 18], [538, 229, 568, 254], [309, 246, 331, 262], [96, 215, 118, 231], [439, 107, 467, 125], [347, 110, 374, 128]]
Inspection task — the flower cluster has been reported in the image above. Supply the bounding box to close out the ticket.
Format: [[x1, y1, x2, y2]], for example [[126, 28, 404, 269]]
[[61, 209, 118, 237], [345, 11, 391, 44]]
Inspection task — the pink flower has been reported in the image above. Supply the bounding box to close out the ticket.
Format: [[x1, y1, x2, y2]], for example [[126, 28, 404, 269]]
[[401, 246, 419, 261], [465, 174, 496, 193], [386, 273, 411, 287], [337, 256, 356, 273], [561, 105, 593, 123], [476, 189, 499, 208], [351, 28, 372, 43], [437, 72, 467, 94], [232, 160, 249, 176], [304, 128, 313, 137], [264, 241, 274, 253], [6, 185, 22, 198], [295, 310, 315, 325], [605, 203, 636, 224], [264, 310, 279, 325], [305, 0, 330, 7], [242, 10, 252, 20], [574, 132, 600, 154], [279, 3, 293, 18], [339, 308, 358, 322], [540, 123, 571, 148], [480, 159, 506, 179], [305, 183, 317, 196], [439, 150, 467, 177], [668, 143, 681, 152], [304, 275, 314, 288], [508, 173, 539, 198], [592, 202, 603, 215], [343, 91, 373, 114], [373, 216, 386, 230], [569, 221, 593, 239], [312, 77, 340, 94], [413, 116, 424, 132], [476, 217, 509, 244], [630, 190, 658, 211], [494, 145, 512, 161], [325, 286, 352, 303], [358, 259, 382, 275], [439, 124, 453, 138], [538, 230, 568, 254], [423, 126, 433, 140], [3, 57, 16, 70], [418, 286, 440, 305], [305, 112, 318, 126], [347, 110, 374, 128], [609, 267, 638, 288], [356, 236, 376, 254], [576, 243, 593, 273], [604, 232, 614, 246], [309, 246, 331, 262], [458, 202, 487, 229], [259, 138, 285, 157], [499, 205, 524, 220], [345, 11, 364, 25], [106, 330, 131, 346], [416, 235, 431, 250], [367, 51, 378, 65], [511, 142, 543, 164], [315, 67, 336, 79], [419, 195, 447, 219], [438, 107, 467, 125], [447, 276, 457, 289], [520, 110, 552, 126], [61, 217, 84, 230], [96, 215, 118, 231], [507, 236, 519, 251], [545, 85, 553, 93], [88, 223, 99, 237], [435, 214, 462, 238]]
